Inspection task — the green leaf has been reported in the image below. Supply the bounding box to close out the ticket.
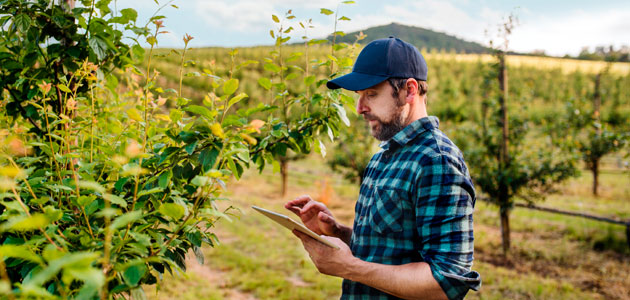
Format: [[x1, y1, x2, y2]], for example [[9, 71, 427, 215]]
[[1, 214, 50, 232], [339, 16, 351, 21], [269, 30, 275, 39], [14, 14, 30, 33], [110, 211, 142, 230], [258, 77, 272, 90], [57, 84, 72, 94], [77, 195, 96, 207], [89, 36, 109, 61], [263, 63, 282, 73], [146, 36, 157, 46], [227, 93, 248, 110], [200, 148, 219, 172], [158, 170, 172, 189], [123, 263, 147, 287], [223, 78, 239, 96], [320, 8, 334, 15], [332, 103, 350, 126], [342, 0, 355, 3], [103, 193, 127, 208], [184, 105, 217, 120], [0, 245, 44, 264], [78, 181, 105, 194], [158, 203, 185, 219], [272, 15, 280, 23], [137, 187, 163, 198]]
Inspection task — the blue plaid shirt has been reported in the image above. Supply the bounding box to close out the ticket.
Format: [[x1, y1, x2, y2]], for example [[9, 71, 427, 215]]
[[341, 116, 481, 300]]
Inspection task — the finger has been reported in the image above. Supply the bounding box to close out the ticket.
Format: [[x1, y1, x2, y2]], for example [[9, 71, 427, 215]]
[[285, 195, 310, 209], [300, 200, 325, 215]]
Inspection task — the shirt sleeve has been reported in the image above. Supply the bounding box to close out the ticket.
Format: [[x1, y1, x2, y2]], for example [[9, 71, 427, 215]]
[[415, 154, 481, 300]]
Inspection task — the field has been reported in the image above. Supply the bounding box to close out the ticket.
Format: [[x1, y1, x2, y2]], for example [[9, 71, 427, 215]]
[[127, 46, 630, 299], [143, 153, 630, 300]]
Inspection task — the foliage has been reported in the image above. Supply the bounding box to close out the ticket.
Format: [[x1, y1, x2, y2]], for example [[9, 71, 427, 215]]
[[257, 4, 359, 196], [0, 1, 349, 299]]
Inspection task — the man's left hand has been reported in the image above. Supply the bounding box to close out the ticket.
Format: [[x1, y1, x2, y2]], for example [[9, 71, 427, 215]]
[[292, 229, 356, 277]]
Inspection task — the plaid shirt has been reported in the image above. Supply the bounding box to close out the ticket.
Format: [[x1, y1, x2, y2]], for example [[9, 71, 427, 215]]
[[341, 116, 481, 300]]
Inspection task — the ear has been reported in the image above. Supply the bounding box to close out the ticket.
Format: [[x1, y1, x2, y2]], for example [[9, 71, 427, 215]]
[[403, 78, 418, 104]]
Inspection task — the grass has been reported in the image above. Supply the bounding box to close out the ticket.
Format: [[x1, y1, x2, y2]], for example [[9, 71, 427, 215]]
[[145, 153, 630, 299]]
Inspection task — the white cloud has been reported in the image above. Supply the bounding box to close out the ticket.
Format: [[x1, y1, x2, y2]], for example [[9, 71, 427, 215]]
[[510, 9, 630, 56]]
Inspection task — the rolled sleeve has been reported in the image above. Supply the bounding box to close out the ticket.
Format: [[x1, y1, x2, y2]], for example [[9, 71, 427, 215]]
[[416, 155, 481, 300]]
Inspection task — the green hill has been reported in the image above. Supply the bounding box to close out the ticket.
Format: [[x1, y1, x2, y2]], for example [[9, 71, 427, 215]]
[[330, 22, 488, 54]]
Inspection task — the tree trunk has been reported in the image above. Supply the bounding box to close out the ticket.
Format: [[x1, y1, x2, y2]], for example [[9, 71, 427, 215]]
[[592, 158, 599, 196], [500, 207, 511, 254], [498, 52, 511, 255], [498, 53, 510, 167], [280, 159, 288, 197]]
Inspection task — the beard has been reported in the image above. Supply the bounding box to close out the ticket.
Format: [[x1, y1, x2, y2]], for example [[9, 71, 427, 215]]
[[363, 106, 405, 141]]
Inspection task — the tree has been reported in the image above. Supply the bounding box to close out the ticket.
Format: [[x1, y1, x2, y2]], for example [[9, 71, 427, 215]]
[[0, 1, 350, 298], [462, 14, 578, 254]]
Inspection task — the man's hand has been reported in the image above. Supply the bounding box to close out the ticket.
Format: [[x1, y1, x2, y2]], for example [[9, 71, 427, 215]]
[[285, 195, 343, 238], [292, 230, 356, 277]]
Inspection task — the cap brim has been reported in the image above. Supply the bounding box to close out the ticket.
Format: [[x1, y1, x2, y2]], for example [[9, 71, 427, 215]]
[[326, 72, 388, 91]]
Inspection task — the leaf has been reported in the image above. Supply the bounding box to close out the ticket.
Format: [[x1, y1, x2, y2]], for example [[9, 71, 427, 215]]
[[123, 263, 147, 287], [193, 246, 204, 265], [263, 63, 282, 73], [158, 170, 172, 189], [1, 214, 50, 232], [269, 30, 275, 39], [184, 105, 216, 120], [127, 108, 143, 122], [342, 0, 355, 3], [110, 211, 142, 230], [223, 78, 239, 96], [258, 77, 272, 90], [339, 16, 351, 21], [14, 14, 31, 33], [158, 203, 185, 219], [200, 148, 219, 171], [89, 36, 109, 61], [137, 187, 163, 198], [272, 15, 280, 23], [78, 181, 105, 194], [0, 245, 44, 264], [318, 139, 326, 158], [77, 195, 96, 207], [57, 84, 72, 94], [320, 8, 334, 15], [332, 103, 350, 126], [227, 93, 248, 110], [103, 193, 127, 208]]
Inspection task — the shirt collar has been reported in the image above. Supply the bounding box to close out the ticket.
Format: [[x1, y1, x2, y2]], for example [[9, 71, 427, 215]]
[[379, 116, 440, 151]]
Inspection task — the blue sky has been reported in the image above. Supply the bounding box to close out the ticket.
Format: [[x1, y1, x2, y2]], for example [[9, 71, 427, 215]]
[[124, 0, 630, 56]]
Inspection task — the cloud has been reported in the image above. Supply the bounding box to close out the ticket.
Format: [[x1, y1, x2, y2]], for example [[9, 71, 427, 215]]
[[510, 8, 630, 56]]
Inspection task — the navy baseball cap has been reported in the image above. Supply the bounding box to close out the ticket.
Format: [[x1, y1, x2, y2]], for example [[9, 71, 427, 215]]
[[326, 36, 428, 91]]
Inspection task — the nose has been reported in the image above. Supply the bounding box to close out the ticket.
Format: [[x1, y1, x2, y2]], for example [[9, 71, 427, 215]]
[[356, 94, 369, 115]]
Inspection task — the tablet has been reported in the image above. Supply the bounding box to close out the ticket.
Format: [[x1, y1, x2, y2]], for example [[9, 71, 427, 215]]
[[252, 205, 340, 249]]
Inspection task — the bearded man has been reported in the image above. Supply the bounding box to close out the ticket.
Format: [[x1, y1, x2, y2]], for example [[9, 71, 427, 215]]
[[285, 37, 481, 300]]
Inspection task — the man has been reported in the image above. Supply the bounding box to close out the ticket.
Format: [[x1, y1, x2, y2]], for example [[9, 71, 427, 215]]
[[285, 37, 481, 300]]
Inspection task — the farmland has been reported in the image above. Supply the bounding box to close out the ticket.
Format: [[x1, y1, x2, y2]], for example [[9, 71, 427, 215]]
[[137, 46, 630, 299]]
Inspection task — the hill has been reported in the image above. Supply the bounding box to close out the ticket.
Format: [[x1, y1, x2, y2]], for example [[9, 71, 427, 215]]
[[330, 22, 488, 54]]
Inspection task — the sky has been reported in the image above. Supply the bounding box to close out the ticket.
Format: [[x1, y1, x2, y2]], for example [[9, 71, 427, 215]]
[[124, 0, 630, 56]]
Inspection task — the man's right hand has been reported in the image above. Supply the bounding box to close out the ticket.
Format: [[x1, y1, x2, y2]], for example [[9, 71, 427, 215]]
[[285, 195, 341, 238]]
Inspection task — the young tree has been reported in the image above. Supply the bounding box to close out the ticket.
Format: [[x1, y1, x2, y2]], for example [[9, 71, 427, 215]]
[[0, 1, 350, 298], [462, 14, 578, 254]]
